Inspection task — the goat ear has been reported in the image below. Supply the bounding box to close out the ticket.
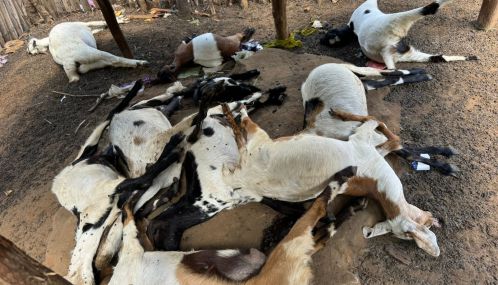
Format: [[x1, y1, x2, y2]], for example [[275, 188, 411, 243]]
[[362, 221, 391, 238], [407, 225, 440, 257]]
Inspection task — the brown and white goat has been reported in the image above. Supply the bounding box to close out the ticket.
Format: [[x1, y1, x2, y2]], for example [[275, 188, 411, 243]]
[[221, 107, 440, 256], [110, 186, 340, 285], [157, 28, 255, 83]]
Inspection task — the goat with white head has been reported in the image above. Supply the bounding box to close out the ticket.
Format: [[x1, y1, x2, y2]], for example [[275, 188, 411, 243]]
[[321, 0, 478, 68], [27, 21, 148, 82]]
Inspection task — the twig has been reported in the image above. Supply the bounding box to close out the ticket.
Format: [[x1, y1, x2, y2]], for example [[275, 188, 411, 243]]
[[51, 91, 100, 98], [44, 119, 53, 125], [74, 119, 87, 134]]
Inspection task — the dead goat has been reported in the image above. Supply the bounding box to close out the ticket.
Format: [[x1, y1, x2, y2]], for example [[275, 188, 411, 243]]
[[27, 22, 148, 82], [157, 28, 255, 83], [301, 63, 459, 176], [321, 0, 477, 68], [111, 183, 350, 285], [51, 81, 184, 285]]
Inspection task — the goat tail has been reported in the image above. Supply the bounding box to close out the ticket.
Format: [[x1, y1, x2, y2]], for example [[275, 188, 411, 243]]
[[241, 27, 256, 43]]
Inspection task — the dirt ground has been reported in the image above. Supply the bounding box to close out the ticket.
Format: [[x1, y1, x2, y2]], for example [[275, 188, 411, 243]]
[[0, 0, 496, 284]]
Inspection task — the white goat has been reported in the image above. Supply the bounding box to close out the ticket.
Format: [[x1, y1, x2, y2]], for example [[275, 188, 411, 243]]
[[224, 108, 440, 256], [301, 63, 458, 175], [27, 21, 148, 82], [321, 0, 477, 68], [110, 186, 339, 285]]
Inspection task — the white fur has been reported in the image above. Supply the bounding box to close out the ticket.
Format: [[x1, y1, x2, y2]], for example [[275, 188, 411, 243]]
[[349, 0, 468, 68], [27, 22, 147, 82], [192, 33, 223, 68]]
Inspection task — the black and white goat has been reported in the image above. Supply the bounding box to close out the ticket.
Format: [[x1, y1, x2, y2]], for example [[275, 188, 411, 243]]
[[51, 81, 185, 284], [321, 0, 477, 68], [301, 63, 458, 176], [118, 98, 440, 256], [111, 181, 354, 285], [27, 22, 148, 82]]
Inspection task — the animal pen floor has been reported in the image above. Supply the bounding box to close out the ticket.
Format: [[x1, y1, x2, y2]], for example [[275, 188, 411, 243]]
[[0, 0, 496, 283]]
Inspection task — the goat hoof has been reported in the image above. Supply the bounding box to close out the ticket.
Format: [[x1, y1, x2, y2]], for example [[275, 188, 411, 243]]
[[445, 146, 459, 157], [466, 55, 479, 61]]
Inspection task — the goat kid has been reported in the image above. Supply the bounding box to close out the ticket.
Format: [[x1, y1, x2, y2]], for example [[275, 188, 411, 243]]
[[321, 0, 477, 68], [27, 21, 148, 82], [111, 185, 344, 285], [157, 28, 255, 83], [301, 63, 458, 176]]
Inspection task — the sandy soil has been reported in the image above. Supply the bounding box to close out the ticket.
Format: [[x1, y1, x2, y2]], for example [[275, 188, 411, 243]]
[[0, 0, 496, 284]]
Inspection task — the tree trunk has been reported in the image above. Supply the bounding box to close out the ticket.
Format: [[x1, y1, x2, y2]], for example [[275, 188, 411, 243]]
[[240, 0, 248, 9], [138, 0, 149, 11], [271, 0, 288, 40], [477, 0, 498, 30], [29, 0, 54, 23], [0, 235, 71, 285], [176, 0, 191, 17]]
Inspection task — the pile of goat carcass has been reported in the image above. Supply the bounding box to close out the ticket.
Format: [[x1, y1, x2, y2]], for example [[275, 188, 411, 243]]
[[51, 64, 458, 285]]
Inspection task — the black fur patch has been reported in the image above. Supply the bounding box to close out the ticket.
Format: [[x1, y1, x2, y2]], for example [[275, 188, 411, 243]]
[[229, 69, 260, 81], [303, 97, 324, 128], [203, 127, 215, 137], [395, 38, 411, 54], [429, 55, 447, 62], [320, 24, 357, 47], [82, 206, 113, 233], [72, 207, 81, 226], [364, 9, 370, 14], [133, 120, 145, 126], [147, 151, 210, 250], [72, 144, 98, 165], [332, 166, 357, 185], [421, 2, 440, 15]]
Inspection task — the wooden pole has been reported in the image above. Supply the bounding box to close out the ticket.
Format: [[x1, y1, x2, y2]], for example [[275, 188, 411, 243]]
[[240, 0, 248, 9], [176, 0, 191, 17], [0, 235, 71, 285], [95, 0, 134, 58], [477, 0, 498, 30], [271, 0, 288, 40]]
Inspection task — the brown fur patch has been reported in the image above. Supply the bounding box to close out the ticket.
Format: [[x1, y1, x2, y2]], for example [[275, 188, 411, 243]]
[[305, 99, 324, 129], [343, 177, 401, 219], [133, 136, 144, 145], [214, 34, 242, 59]]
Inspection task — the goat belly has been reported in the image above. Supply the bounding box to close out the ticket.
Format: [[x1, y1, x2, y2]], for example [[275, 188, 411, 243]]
[[192, 33, 223, 67]]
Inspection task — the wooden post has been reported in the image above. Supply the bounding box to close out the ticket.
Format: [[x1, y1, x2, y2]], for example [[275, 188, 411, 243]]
[[176, 0, 191, 17], [240, 0, 248, 9], [0, 235, 71, 285], [477, 0, 498, 30], [271, 0, 288, 40], [95, 0, 134, 58]]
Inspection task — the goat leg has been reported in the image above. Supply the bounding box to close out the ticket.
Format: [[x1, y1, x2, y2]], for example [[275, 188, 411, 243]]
[[330, 109, 401, 152], [222, 103, 245, 149]]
